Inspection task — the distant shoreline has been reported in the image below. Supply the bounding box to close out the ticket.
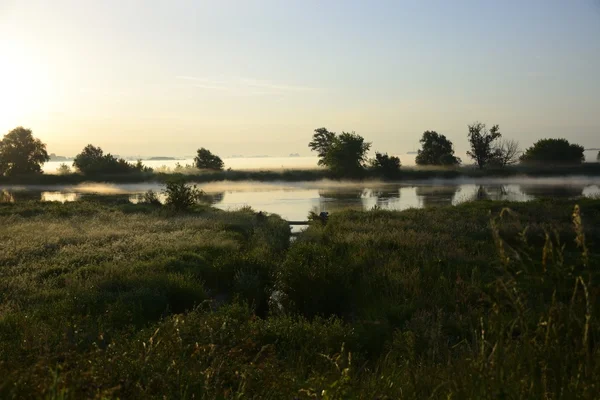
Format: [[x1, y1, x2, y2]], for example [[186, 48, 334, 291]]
[[2, 163, 600, 185]]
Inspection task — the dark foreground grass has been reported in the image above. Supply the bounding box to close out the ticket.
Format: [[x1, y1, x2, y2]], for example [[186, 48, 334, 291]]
[[0, 199, 599, 398], [2, 161, 600, 184]]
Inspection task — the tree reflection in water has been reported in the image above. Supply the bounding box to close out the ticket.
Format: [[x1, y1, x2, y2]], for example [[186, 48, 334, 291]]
[[519, 185, 585, 199], [415, 185, 460, 208], [318, 188, 365, 213]]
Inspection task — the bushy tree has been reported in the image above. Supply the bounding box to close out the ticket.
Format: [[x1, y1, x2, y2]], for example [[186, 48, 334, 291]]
[[309, 128, 371, 176], [467, 122, 502, 169], [0, 127, 49, 176], [194, 148, 224, 170], [308, 128, 337, 167], [370, 152, 401, 178], [415, 131, 460, 166], [73, 144, 151, 175], [520, 138, 585, 164], [596, 150, 599, 162]]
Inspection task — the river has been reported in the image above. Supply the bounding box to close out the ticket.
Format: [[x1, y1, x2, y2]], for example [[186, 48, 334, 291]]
[[1, 178, 599, 223]]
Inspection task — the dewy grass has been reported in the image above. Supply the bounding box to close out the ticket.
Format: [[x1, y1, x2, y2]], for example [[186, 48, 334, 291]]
[[0, 199, 598, 398]]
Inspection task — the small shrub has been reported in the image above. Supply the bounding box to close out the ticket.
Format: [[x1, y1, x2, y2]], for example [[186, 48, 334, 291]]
[[56, 163, 72, 175], [140, 189, 162, 206], [163, 181, 205, 210]]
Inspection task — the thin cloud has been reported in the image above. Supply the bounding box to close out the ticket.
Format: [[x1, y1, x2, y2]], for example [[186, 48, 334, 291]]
[[176, 76, 320, 94]]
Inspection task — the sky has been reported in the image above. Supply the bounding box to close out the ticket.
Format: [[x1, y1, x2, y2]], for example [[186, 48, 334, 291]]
[[1, 0, 599, 158]]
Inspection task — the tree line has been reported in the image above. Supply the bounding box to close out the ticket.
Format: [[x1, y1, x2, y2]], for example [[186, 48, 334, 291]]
[[0, 124, 592, 177], [308, 122, 589, 177], [0, 127, 225, 177]]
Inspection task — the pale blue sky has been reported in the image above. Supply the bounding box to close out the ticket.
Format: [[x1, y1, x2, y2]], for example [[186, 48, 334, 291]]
[[1, 0, 599, 157]]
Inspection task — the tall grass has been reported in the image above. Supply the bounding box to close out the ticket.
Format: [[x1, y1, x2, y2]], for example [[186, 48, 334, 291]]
[[0, 199, 598, 398]]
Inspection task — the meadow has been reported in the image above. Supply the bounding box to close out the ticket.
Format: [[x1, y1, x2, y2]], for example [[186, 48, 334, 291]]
[[0, 197, 598, 398]]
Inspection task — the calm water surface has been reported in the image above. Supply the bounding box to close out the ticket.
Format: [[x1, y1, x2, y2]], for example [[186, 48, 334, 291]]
[[1, 178, 599, 222]]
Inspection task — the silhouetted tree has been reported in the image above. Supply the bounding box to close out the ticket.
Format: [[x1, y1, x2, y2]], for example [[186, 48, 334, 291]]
[[73, 144, 151, 174], [467, 122, 502, 169], [0, 127, 49, 176], [308, 128, 337, 167], [520, 138, 584, 164], [415, 131, 460, 166], [597, 151, 600, 162], [194, 148, 224, 170], [309, 128, 371, 176], [492, 139, 521, 167], [370, 152, 401, 178], [73, 145, 105, 174]]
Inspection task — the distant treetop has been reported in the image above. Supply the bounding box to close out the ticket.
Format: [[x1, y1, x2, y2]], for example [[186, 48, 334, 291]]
[[308, 127, 371, 177], [415, 131, 461, 166], [520, 138, 584, 165], [194, 148, 224, 171], [466, 122, 502, 169], [73, 144, 152, 175]]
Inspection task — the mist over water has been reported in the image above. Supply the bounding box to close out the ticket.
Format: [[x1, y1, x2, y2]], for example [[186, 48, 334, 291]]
[[42, 150, 600, 174], [1, 178, 599, 222]]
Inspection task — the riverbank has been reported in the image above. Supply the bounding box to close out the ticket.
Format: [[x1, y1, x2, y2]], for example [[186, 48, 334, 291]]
[[3, 162, 600, 185], [0, 198, 598, 398]]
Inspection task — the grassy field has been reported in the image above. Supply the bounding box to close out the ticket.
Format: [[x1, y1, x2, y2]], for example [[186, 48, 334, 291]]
[[2, 162, 600, 185], [0, 198, 599, 398]]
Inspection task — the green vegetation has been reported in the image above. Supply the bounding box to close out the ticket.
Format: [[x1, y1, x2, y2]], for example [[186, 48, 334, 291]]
[[521, 138, 585, 165], [309, 127, 371, 177], [467, 122, 502, 169], [0, 127, 49, 176], [73, 144, 152, 175], [369, 152, 401, 178], [56, 163, 72, 175], [194, 148, 224, 171], [0, 198, 599, 398], [415, 130, 461, 166], [3, 162, 600, 186], [163, 181, 210, 210], [0, 125, 594, 182]]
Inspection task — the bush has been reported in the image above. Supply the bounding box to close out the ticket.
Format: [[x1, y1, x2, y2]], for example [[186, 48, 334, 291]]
[[520, 138, 585, 164], [163, 181, 205, 210], [140, 190, 162, 205], [73, 145, 152, 175], [369, 152, 401, 178], [56, 163, 72, 175]]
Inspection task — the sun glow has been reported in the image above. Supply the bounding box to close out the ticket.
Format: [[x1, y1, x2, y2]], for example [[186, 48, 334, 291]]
[[0, 38, 53, 130]]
